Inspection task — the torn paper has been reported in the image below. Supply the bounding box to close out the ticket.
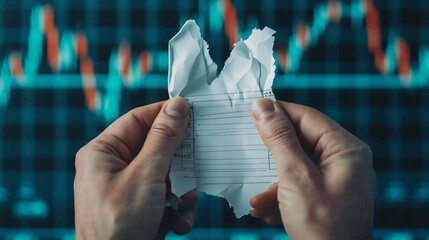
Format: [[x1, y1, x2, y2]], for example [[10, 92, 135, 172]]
[[168, 20, 277, 218]]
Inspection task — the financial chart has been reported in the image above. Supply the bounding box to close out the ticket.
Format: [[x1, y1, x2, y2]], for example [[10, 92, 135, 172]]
[[0, 0, 428, 239]]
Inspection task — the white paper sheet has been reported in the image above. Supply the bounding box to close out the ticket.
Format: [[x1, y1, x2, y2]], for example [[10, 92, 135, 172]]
[[168, 20, 278, 218]]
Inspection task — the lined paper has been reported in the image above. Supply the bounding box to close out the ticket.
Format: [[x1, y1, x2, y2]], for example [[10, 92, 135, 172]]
[[170, 91, 277, 216]]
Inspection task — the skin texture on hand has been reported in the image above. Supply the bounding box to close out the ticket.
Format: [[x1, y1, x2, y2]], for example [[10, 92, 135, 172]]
[[74, 98, 197, 240], [250, 99, 376, 240]]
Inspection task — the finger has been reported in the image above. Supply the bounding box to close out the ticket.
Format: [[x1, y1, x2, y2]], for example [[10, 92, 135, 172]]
[[250, 205, 280, 218], [129, 97, 190, 182], [171, 190, 198, 235], [250, 183, 278, 209], [171, 207, 196, 235], [75, 101, 164, 170], [252, 98, 320, 184], [160, 189, 198, 236], [263, 213, 283, 225], [178, 190, 199, 210], [250, 183, 278, 218]]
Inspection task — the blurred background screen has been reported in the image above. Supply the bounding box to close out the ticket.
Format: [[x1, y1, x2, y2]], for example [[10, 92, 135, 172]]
[[0, 0, 428, 239]]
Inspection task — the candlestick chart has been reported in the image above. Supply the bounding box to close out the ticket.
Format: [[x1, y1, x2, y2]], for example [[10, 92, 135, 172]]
[[0, 0, 428, 239]]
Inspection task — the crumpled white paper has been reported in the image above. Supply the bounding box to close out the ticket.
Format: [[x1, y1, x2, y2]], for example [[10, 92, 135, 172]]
[[168, 20, 277, 217]]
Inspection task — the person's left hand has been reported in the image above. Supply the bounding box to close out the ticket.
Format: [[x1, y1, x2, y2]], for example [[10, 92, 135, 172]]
[[74, 98, 198, 239]]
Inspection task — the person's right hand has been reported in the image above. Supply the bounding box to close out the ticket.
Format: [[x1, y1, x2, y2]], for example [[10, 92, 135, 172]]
[[250, 99, 376, 240]]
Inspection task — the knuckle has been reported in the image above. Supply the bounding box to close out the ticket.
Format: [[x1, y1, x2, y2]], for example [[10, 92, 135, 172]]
[[150, 121, 182, 140], [361, 142, 373, 159], [356, 143, 376, 186], [309, 203, 330, 223], [140, 166, 166, 184], [75, 147, 87, 171], [282, 164, 308, 181], [279, 164, 316, 191], [263, 124, 296, 145], [348, 140, 374, 168], [356, 143, 373, 167]]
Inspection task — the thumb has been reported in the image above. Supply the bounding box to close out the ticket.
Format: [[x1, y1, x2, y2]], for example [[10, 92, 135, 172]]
[[129, 97, 190, 182], [252, 98, 320, 188]]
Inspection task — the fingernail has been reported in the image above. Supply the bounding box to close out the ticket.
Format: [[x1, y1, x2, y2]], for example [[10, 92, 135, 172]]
[[249, 209, 254, 215], [182, 210, 194, 227], [253, 98, 275, 120], [166, 97, 189, 119]]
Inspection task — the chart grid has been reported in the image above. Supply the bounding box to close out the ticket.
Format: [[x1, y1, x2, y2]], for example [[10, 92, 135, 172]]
[[0, 0, 428, 238]]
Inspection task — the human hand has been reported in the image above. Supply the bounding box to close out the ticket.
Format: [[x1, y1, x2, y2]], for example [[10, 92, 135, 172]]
[[250, 99, 375, 239], [74, 98, 198, 239]]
